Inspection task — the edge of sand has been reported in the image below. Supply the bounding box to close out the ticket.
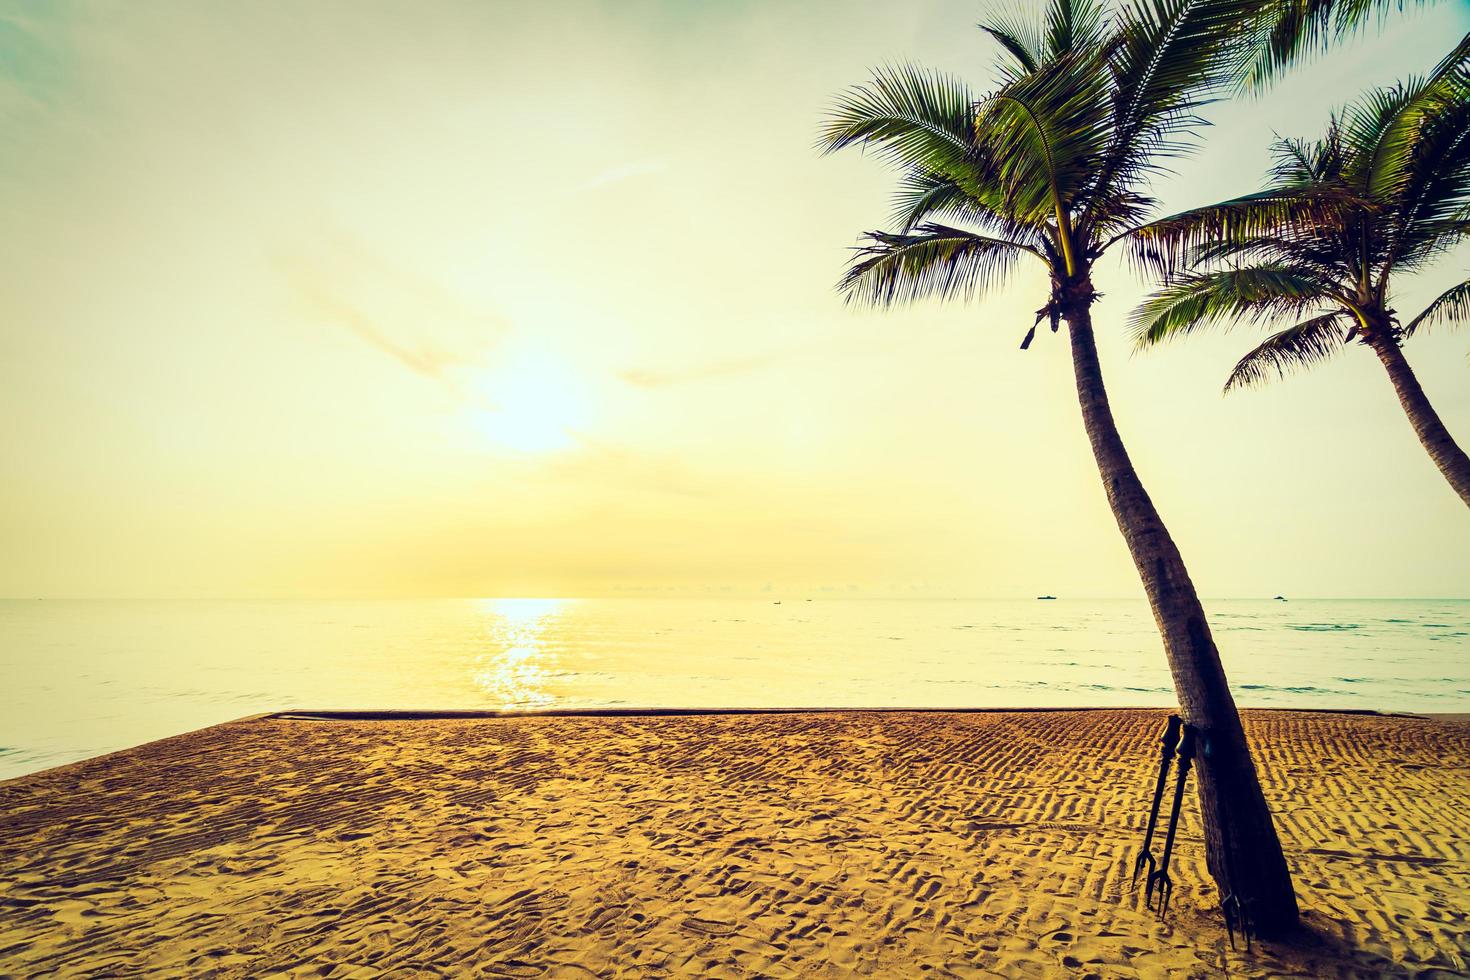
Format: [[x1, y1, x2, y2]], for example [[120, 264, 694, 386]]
[[8, 705, 1451, 787], [268, 705, 1416, 721]]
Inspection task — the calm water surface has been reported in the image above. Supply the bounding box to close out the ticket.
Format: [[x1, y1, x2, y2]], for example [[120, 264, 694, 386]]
[[1, 597, 1467, 779]]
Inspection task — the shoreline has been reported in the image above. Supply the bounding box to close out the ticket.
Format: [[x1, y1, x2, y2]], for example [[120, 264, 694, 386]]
[[274, 704, 1414, 719], [3, 703, 1439, 786]]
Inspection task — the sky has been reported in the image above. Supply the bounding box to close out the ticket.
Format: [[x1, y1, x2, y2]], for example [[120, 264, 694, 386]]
[[1, 0, 1468, 600]]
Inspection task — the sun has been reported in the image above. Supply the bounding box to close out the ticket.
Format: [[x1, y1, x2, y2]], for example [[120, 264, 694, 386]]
[[467, 348, 589, 454]]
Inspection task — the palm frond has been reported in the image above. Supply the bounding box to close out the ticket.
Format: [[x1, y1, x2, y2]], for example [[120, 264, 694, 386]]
[[1236, 0, 1434, 90], [1267, 131, 1343, 187], [1043, 0, 1108, 62], [1343, 37, 1470, 205], [1385, 61, 1470, 270], [890, 170, 973, 233], [974, 48, 1114, 230], [1095, 0, 1261, 203], [1124, 186, 1366, 276], [818, 64, 979, 179], [1224, 312, 1351, 391], [887, 169, 1047, 250], [1084, 188, 1160, 240], [977, 18, 1040, 75], [1350, 35, 1470, 191], [1402, 276, 1470, 335], [1342, 80, 1425, 198], [1130, 266, 1335, 346], [1191, 224, 1349, 267], [839, 224, 1039, 307], [1111, 0, 1255, 126]]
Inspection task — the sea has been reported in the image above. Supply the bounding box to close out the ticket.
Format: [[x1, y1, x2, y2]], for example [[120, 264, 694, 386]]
[[1, 597, 1466, 780]]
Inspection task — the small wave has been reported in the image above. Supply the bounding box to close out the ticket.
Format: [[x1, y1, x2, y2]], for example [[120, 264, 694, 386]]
[[1289, 624, 1362, 632]]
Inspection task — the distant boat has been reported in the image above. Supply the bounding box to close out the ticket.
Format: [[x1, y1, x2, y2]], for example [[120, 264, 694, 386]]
[[1037, 595, 1057, 600], [1274, 595, 1288, 601], [773, 600, 781, 605]]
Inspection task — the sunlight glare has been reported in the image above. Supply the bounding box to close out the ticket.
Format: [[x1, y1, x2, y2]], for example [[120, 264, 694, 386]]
[[472, 598, 569, 707], [468, 349, 588, 454]]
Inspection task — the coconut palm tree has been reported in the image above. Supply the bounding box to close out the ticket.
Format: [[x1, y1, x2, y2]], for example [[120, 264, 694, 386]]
[[1131, 37, 1470, 507], [818, 0, 1337, 936]]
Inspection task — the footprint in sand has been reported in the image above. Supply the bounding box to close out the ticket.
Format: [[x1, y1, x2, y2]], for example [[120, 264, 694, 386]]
[[1043, 929, 1075, 947], [485, 961, 545, 978], [681, 917, 739, 937]]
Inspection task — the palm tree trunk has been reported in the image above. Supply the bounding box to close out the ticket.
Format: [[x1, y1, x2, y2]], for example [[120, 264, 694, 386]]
[[1066, 306, 1299, 935], [1367, 334, 1470, 508]]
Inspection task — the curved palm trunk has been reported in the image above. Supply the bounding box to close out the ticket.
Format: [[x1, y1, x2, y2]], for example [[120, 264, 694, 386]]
[[1367, 334, 1470, 508], [1066, 306, 1299, 935]]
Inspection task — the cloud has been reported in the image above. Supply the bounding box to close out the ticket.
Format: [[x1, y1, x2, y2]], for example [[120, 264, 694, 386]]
[[533, 439, 714, 498], [278, 233, 509, 385], [616, 350, 791, 389], [575, 158, 665, 193], [284, 265, 460, 379], [616, 332, 917, 390]]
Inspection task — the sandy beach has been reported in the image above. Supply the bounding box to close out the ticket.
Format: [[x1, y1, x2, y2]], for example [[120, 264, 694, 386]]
[[2, 708, 1467, 977]]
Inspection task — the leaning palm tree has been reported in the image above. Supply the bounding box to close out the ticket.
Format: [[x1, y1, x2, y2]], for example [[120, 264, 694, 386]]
[[819, 0, 1339, 936], [1132, 37, 1470, 506]]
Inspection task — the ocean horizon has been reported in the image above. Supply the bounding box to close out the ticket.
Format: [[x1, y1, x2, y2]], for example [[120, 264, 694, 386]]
[[3, 596, 1467, 780]]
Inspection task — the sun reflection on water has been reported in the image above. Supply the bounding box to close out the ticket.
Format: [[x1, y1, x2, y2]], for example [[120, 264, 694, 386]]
[[473, 598, 568, 707]]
